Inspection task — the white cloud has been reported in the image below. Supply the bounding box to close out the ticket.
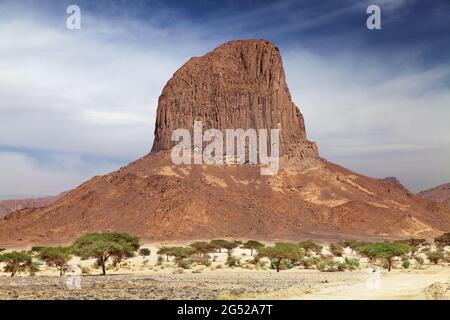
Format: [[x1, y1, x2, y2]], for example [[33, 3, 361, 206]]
[[0, 151, 117, 199]]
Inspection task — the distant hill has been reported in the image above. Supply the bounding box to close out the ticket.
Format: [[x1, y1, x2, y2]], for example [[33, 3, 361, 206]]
[[418, 183, 450, 210]]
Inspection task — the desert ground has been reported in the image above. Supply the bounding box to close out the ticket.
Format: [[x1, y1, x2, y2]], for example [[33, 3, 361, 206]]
[[1, 242, 449, 300]]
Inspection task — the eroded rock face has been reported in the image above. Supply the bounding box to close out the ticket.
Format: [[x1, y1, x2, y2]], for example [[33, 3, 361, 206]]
[[151, 40, 318, 159]]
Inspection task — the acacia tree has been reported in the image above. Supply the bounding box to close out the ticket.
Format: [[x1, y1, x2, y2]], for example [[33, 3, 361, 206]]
[[210, 240, 230, 253], [0, 251, 35, 277], [38, 247, 72, 276], [223, 241, 240, 256], [329, 243, 344, 257], [72, 232, 140, 275], [298, 240, 322, 255], [190, 242, 217, 256], [434, 232, 450, 248], [403, 238, 428, 258], [242, 240, 265, 256], [257, 243, 303, 272], [358, 242, 410, 271]]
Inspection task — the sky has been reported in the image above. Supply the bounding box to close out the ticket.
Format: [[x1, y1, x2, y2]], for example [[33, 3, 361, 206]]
[[0, 0, 449, 198]]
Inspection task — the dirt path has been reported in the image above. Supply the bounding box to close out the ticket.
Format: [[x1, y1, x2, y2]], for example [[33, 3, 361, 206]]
[[297, 266, 449, 300]]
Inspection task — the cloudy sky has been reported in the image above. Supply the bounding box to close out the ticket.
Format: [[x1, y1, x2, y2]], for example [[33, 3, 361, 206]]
[[0, 0, 449, 198]]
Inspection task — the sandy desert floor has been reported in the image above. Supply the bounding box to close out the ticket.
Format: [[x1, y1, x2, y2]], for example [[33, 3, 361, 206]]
[[1, 243, 449, 300], [0, 266, 449, 300]]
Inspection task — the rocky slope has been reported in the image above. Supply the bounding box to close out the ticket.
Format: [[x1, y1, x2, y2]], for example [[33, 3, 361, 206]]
[[418, 183, 450, 210], [1, 40, 449, 246]]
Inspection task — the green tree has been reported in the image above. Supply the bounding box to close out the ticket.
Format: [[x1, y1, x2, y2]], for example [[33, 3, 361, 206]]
[[434, 232, 450, 248], [241, 240, 265, 256], [426, 250, 445, 264], [190, 242, 217, 256], [0, 248, 6, 253], [358, 242, 410, 271], [223, 241, 240, 256], [72, 232, 140, 275], [157, 247, 172, 262], [38, 247, 72, 276], [402, 238, 428, 258], [0, 251, 36, 277], [298, 240, 322, 255], [257, 243, 303, 272], [171, 247, 197, 262], [210, 240, 230, 253]]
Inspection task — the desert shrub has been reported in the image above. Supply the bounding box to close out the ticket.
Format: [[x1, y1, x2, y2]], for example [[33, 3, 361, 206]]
[[427, 250, 445, 264], [190, 254, 212, 267], [142, 259, 149, 265], [81, 266, 91, 275], [317, 259, 339, 272], [270, 258, 294, 270], [301, 257, 320, 269], [139, 248, 151, 256], [226, 256, 241, 267], [72, 232, 140, 275], [298, 240, 322, 255], [241, 240, 265, 256], [337, 263, 347, 272], [401, 257, 410, 269], [344, 257, 360, 269], [329, 243, 344, 257], [414, 256, 424, 265], [178, 259, 192, 269], [358, 242, 410, 271]]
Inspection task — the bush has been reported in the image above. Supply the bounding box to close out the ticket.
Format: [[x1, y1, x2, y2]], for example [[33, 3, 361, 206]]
[[178, 259, 192, 269], [156, 255, 164, 265], [401, 258, 410, 269], [226, 256, 241, 267], [0, 248, 5, 253], [427, 250, 445, 264], [414, 256, 424, 265], [344, 257, 360, 269], [301, 257, 320, 269], [139, 248, 151, 256], [317, 259, 339, 272], [270, 259, 294, 270]]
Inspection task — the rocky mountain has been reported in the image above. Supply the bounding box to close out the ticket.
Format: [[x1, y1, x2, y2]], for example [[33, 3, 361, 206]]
[[1, 40, 449, 246], [0, 193, 65, 219], [418, 183, 450, 210]]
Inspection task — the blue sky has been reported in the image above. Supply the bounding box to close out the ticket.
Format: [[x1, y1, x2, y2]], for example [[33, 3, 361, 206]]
[[0, 0, 449, 198]]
